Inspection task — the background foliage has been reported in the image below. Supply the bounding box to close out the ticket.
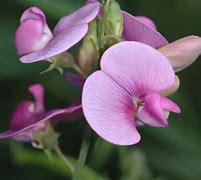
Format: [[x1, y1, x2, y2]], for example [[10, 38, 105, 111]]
[[0, 0, 201, 179]]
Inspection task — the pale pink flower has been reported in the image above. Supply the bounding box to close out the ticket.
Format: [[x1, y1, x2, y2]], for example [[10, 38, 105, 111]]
[[82, 41, 180, 145]]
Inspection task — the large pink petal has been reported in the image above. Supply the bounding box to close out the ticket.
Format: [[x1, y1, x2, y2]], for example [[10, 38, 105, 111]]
[[101, 41, 175, 97], [0, 105, 82, 139], [123, 11, 168, 48], [82, 70, 141, 145], [53, 2, 100, 34], [20, 24, 88, 63]]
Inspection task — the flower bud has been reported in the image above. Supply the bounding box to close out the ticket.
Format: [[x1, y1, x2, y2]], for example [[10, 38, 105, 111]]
[[78, 20, 100, 74], [158, 35, 201, 72], [15, 7, 53, 56], [104, 0, 123, 37]]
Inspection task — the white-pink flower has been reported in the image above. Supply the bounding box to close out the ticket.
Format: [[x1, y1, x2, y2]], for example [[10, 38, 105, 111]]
[[82, 41, 181, 145]]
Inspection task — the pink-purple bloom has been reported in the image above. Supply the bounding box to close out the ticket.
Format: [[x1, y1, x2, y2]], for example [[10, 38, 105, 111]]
[[15, 3, 100, 63], [82, 41, 181, 145], [0, 84, 81, 142]]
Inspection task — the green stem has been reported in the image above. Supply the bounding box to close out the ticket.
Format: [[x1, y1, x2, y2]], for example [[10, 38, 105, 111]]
[[106, 0, 111, 6], [72, 128, 91, 180], [53, 145, 75, 173]]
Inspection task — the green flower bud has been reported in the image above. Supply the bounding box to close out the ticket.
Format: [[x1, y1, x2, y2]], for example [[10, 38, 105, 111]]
[[104, 0, 123, 37], [78, 20, 100, 74]]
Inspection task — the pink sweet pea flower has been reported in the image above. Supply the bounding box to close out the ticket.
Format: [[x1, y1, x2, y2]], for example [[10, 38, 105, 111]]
[[82, 41, 180, 145], [0, 84, 81, 142], [15, 3, 100, 63]]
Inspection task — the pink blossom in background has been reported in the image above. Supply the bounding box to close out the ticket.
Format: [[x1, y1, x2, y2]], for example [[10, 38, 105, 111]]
[[0, 84, 81, 142], [159, 35, 201, 72], [15, 3, 100, 63], [82, 41, 180, 145]]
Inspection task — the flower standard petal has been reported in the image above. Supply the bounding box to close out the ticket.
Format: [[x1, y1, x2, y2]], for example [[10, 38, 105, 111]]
[[101, 41, 175, 97], [123, 11, 168, 48], [20, 7, 46, 23], [20, 24, 88, 63], [15, 7, 53, 57], [82, 71, 141, 145], [20, 7, 52, 41], [15, 19, 53, 56], [53, 2, 100, 34]]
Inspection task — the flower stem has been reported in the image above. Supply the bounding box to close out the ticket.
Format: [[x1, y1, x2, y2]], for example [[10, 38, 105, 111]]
[[72, 128, 91, 180], [106, 0, 111, 6], [53, 145, 75, 173]]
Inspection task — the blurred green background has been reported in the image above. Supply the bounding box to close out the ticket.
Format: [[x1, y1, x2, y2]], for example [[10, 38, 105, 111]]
[[0, 0, 201, 179]]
